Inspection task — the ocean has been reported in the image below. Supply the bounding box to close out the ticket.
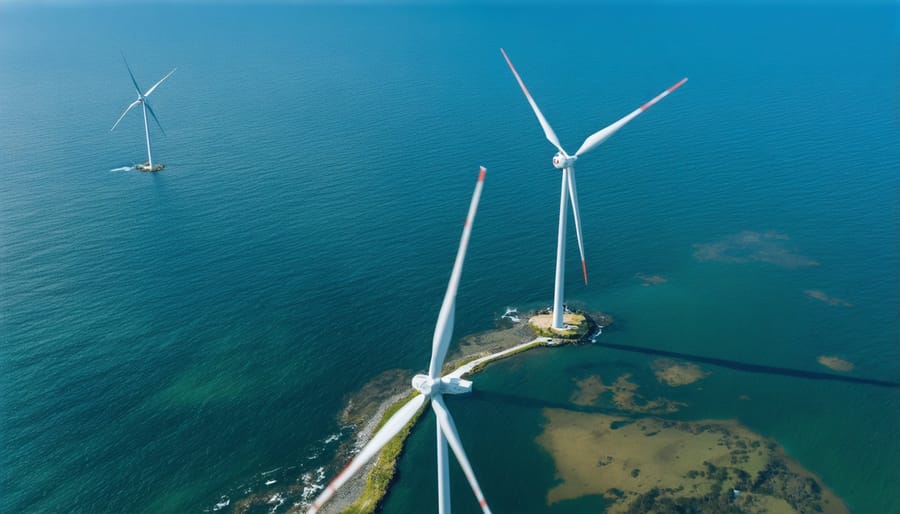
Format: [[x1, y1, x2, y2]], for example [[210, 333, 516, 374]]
[[1, 2, 897, 513]]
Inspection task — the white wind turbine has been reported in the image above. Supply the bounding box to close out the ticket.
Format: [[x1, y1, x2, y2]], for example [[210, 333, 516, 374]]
[[308, 167, 491, 514], [110, 54, 176, 171], [501, 48, 687, 330]]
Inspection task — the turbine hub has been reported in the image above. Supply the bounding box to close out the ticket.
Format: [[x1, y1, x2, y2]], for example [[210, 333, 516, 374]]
[[412, 374, 473, 396], [412, 374, 437, 396], [552, 152, 576, 170]]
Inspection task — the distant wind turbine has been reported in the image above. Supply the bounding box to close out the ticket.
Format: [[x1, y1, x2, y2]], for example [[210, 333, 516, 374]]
[[308, 167, 491, 514], [501, 48, 687, 330], [110, 54, 176, 171]]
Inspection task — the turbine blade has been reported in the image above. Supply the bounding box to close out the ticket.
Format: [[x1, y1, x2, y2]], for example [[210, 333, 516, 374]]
[[432, 396, 492, 514], [111, 100, 141, 132], [144, 68, 176, 97], [427, 167, 486, 378], [566, 169, 588, 284], [500, 48, 566, 155], [307, 393, 427, 514], [121, 52, 143, 95], [574, 78, 688, 158], [143, 100, 166, 136]]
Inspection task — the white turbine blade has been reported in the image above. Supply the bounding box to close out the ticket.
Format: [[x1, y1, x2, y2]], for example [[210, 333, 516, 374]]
[[143, 100, 166, 136], [500, 48, 566, 155], [111, 100, 141, 132], [566, 169, 588, 284], [121, 52, 143, 96], [427, 167, 486, 378], [144, 68, 176, 97], [574, 77, 688, 158], [431, 396, 492, 514], [307, 393, 427, 514]]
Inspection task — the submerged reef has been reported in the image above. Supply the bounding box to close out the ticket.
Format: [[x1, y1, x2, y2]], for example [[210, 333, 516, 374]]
[[816, 356, 855, 372], [538, 409, 849, 514], [804, 290, 853, 307], [557, 365, 848, 514], [693, 231, 819, 269], [652, 358, 711, 386], [636, 273, 669, 286], [571, 374, 686, 415]]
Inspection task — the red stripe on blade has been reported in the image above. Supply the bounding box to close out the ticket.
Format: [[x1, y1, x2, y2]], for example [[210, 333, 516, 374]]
[[668, 77, 688, 93], [478, 166, 487, 181]]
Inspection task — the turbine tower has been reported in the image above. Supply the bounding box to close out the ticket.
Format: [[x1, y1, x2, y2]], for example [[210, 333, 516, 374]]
[[111, 54, 175, 172], [308, 167, 491, 514], [501, 48, 687, 330]]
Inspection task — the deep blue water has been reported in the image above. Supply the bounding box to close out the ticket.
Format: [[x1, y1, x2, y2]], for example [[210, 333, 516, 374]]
[[1, 3, 897, 514]]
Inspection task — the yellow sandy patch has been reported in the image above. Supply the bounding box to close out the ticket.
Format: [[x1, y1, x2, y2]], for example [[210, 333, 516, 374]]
[[528, 312, 588, 339], [636, 273, 668, 286], [571, 374, 685, 414], [817, 355, 855, 372], [652, 358, 710, 386], [805, 290, 853, 307], [529, 313, 584, 329], [537, 409, 849, 514]]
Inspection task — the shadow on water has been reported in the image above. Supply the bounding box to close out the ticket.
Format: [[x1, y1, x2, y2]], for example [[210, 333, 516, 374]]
[[592, 341, 900, 389]]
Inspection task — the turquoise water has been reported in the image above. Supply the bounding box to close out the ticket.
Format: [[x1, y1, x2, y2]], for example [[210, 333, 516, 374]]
[[1, 3, 897, 514]]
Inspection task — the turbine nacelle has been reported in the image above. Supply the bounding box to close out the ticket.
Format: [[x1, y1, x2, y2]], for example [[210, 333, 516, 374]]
[[552, 152, 576, 170], [412, 374, 473, 396]]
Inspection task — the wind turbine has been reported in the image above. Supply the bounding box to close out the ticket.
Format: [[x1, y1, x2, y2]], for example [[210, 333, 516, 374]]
[[501, 48, 687, 330], [110, 54, 176, 172], [308, 167, 491, 514]]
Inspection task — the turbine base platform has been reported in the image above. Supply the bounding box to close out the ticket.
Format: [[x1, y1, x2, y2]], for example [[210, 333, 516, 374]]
[[528, 311, 594, 341], [136, 162, 165, 172]]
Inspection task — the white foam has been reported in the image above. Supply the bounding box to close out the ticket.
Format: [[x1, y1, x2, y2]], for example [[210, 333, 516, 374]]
[[212, 496, 230, 511], [110, 166, 134, 172], [501, 306, 521, 323], [268, 493, 285, 512]]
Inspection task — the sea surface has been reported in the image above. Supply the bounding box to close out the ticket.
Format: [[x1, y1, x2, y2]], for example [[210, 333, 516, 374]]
[[1, 3, 897, 514]]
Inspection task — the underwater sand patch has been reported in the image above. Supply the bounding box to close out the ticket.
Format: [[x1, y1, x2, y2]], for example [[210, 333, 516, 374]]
[[805, 290, 853, 307], [652, 358, 710, 386], [693, 231, 819, 268], [636, 273, 668, 286], [817, 355, 855, 372], [571, 374, 685, 414], [538, 409, 849, 514]]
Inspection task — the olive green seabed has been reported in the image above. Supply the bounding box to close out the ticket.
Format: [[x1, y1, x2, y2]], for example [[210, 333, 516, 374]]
[[538, 409, 849, 514], [545, 371, 850, 514]]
